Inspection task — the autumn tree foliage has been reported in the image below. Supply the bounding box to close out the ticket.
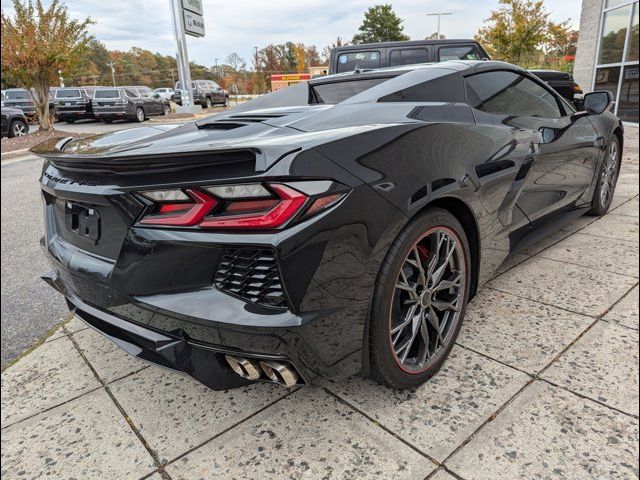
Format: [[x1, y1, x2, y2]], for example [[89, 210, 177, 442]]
[[1, 0, 93, 130], [475, 0, 577, 66]]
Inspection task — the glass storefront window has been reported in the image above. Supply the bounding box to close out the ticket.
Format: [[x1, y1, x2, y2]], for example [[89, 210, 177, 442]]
[[595, 66, 622, 99], [599, 5, 632, 64], [606, 0, 629, 7], [627, 3, 639, 61], [618, 65, 639, 123]]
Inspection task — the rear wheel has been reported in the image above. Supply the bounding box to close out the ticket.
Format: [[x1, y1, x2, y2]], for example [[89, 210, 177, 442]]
[[369, 208, 471, 389], [135, 107, 145, 123], [9, 119, 27, 137], [588, 135, 620, 216]]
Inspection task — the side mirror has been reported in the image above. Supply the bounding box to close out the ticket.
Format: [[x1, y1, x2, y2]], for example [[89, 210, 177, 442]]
[[583, 91, 613, 115], [153, 93, 160, 99]]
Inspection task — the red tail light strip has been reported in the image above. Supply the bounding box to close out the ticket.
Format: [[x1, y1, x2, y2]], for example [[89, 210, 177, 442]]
[[140, 189, 217, 226], [199, 184, 307, 229]]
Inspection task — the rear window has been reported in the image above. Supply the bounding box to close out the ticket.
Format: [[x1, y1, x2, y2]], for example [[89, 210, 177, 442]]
[[55, 89, 82, 99], [5, 90, 30, 100], [336, 51, 381, 73], [94, 89, 121, 99], [311, 78, 389, 104], [175, 81, 196, 90]]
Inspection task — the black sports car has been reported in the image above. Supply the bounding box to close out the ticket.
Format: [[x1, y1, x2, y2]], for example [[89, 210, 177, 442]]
[[35, 61, 622, 391]]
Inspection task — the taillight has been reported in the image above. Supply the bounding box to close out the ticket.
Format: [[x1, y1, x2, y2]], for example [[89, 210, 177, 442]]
[[139, 189, 216, 226], [137, 181, 346, 230]]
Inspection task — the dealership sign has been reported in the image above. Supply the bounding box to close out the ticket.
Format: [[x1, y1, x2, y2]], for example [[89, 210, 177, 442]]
[[182, 0, 205, 37], [182, 0, 203, 15]]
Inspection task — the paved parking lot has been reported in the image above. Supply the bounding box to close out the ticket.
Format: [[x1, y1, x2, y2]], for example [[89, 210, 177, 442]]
[[1, 129, 638, 479]]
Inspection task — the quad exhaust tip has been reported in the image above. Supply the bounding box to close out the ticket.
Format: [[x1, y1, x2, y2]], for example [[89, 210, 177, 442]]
[[225, 355, 299, 387], [259, 360, 299, 387], [224, 355, 261, 381]]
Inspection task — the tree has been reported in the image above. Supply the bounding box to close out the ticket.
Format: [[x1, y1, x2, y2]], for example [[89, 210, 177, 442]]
[[352, 4, 409, 44], [1, 0, 93, 130], [545, 22, 578, 57], [226, 53, 246, 73], [475, 0, 550, 63]]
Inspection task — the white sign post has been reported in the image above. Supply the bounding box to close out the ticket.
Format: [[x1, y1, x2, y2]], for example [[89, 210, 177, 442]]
[[169, 0, 204, 113]]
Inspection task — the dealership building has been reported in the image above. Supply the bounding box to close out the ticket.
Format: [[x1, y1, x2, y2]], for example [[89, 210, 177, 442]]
[[574, 0, 639, 125]]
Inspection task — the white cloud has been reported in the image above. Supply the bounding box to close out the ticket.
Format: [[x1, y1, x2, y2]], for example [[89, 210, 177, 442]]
[[1, 0, 582, 67]]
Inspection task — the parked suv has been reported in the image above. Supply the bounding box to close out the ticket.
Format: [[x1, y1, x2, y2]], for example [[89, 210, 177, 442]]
[[173, 80, 229, 108], [1, 107, 28, 138], [2, 88, 56, 119], [154, 87, 175, 101], [131, 86, 171, 115], [92, 87, 168, 123], [3, 88, 37, 118], [54, 87, 97, 123], [328, 39, 490, 74]]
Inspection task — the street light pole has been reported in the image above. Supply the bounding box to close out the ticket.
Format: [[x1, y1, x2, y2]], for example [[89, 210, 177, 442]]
[[426, 12, 453, 39], [169, 0, 194, 108], [108, 61, 116, 86]]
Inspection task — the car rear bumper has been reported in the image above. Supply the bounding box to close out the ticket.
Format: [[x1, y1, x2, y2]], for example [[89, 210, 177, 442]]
[[45, 272, 298, 390], [94, 110, 129, 119], [57, 109, 94, 120], [41, 248, 360, 389]]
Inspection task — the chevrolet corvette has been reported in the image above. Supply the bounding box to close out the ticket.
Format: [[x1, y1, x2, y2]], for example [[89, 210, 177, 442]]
[[35, 61, 623, 390]]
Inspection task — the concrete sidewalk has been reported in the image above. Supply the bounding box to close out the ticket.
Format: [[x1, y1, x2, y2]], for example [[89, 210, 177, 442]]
[[1, 130, 638, 480]]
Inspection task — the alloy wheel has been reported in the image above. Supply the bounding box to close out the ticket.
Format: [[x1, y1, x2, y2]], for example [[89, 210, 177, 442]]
[[600, 140, 619, 206], [136, 108, 145, 122], [12, 121, 27, 137], [390, 227, 466, 373]]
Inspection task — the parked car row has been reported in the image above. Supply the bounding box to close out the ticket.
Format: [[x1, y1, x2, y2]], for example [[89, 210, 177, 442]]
[[1, 85, 173, 124]]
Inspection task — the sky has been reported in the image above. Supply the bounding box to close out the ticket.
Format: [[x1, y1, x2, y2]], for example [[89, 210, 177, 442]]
[[0, 0, 582, 67]]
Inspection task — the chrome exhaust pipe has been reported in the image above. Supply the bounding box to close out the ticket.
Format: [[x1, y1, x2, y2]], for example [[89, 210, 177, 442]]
[[225, 355, 262, 381], [259, 360, 299, 387]]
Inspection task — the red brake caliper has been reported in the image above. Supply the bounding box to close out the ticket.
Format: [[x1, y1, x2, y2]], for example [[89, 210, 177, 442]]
[[417, 244, 430, 262]]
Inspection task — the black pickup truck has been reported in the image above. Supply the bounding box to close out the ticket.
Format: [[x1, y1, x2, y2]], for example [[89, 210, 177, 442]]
[[328, 39, 490, 74], [529, 70, 583, 102]]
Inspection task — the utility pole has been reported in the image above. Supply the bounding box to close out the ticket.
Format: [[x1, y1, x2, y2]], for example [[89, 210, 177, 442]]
[[426, 12, 452, 39], [108, 61, 117, 86], [169, 0, 195, 110]]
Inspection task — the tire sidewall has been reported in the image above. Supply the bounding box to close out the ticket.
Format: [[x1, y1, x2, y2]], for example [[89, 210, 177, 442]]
[[590, 135, 620, 216], [369, 208, 472, 389]]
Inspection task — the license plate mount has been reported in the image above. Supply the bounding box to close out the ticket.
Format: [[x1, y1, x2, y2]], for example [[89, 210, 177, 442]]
[[65, 201, 101, 243]]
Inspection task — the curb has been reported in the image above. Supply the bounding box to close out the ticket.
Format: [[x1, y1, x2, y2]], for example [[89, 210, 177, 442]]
[[1, 148, 31, 162]]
